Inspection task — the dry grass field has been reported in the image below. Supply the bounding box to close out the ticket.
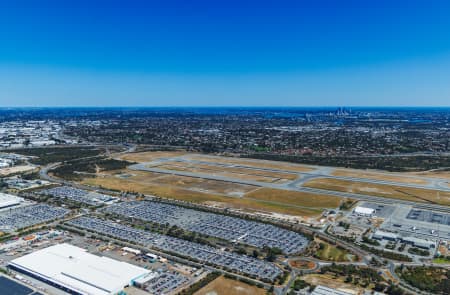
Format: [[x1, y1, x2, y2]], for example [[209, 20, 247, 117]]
[[187, 154, 315, 172], [117, 151, 188, 162], [153, 163, 282, 183], [194, 276, 266, 295], [151, 174, 257, 196], [245, 188, 342, 209], [81, 170, 330, 217], [115, 170, 167, 181], [223, 197, 324, 216], [152, 161, 298, 183], [86, 170, 256, 198], [0, 165, 36, 176], [409, 170, 450, 180], [332, 169, 428, 185], [304, 178, 450, 206], [83, 174, 231, 202]]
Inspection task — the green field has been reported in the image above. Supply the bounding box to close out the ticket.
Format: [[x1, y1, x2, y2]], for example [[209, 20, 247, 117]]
[[433, 257, 450, 264], [314, 240, 356, 262]]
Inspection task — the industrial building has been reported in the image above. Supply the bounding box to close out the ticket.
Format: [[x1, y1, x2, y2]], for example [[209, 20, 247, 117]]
[[402, 236, 435, 249], [0, 193, 23, 210], [122, 246, 141, 255], [9, 243, 150, 295], [372, 230, 435, 249], [372, 230, 399, 241], [353, 206, 375, 217]]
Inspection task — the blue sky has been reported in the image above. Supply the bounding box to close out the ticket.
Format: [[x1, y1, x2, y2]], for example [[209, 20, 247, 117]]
[[1, 0, 450, 106]]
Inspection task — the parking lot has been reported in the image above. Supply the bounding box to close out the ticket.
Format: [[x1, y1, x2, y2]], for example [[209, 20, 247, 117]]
[[137, 271, 190, 294], [381, 206, 450, 240], [407, 209, 450, 226], [0, 204, 69, 232], [40, 186, 117, 206], [104, 201, 308, 254], [67, 216, 281, 281]]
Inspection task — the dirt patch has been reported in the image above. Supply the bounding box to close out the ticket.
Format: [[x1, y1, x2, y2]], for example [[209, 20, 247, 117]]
[[302, 274, 361, 294], [289, 259, 316, 270], [0, 165, 36, 176]]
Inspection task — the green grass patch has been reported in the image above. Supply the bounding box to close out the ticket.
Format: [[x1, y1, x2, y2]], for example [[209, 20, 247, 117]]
[[314, 241, 355, 262], [433, 257, 450, 264]]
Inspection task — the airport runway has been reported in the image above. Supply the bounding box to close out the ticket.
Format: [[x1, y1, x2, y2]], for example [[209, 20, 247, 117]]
[[129, 160, 450, 214], [169, 155, 450, 191]]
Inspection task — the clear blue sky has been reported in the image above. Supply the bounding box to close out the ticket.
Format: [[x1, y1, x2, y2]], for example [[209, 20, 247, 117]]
[[1, 0, 450, 107]]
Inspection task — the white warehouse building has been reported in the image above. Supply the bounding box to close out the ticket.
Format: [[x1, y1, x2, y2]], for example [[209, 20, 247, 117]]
[[9, 243, 150, 295], [0, 192, 23, 209], [353, 206, 375, 217]]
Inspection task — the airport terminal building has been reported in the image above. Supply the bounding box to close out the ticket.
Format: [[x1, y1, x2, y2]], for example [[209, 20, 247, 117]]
[[8, 243, 150, 295]]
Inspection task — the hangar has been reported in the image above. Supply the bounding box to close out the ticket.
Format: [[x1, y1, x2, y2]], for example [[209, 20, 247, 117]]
[[353, 206, 375, 217], [9, 243, 150, 295]]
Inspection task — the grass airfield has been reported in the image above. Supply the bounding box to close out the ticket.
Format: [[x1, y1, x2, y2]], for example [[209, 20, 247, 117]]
[[78, 151, 450, 220]]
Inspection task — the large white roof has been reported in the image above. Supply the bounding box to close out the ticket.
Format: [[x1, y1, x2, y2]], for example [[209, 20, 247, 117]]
[[10, 243, 149, 295], [373, 230, 398, 240], [354, 206, 375, 215], [0, 193, 23, 209]]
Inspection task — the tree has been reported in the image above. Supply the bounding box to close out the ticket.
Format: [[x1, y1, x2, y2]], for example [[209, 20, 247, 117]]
[[386, 284, 404, 295]]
